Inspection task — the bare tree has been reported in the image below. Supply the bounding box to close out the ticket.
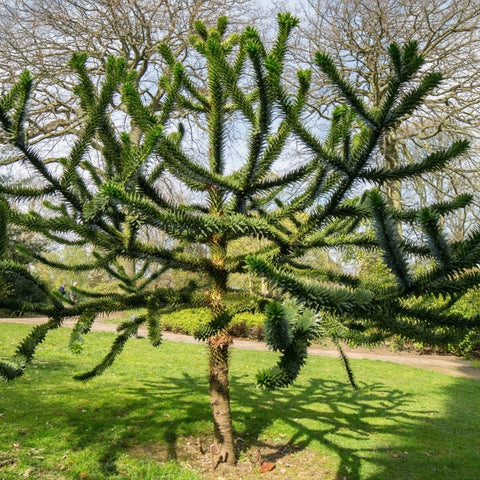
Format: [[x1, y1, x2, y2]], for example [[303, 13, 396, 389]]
[[289, 0, 480, 238], [0, 0, 258, 154]]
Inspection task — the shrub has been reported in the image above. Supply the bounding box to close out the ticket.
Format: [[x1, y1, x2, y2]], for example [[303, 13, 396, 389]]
[[161, 309, 265, 339], [448, 330, 480, 359], [229, 312, 266, 340], [161, 308, 212, 335]]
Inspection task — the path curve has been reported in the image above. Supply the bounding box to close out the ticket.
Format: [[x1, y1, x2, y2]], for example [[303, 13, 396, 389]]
[[1, 317, 479, 381]]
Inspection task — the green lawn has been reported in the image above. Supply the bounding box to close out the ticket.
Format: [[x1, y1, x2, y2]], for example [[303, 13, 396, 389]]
[[0, 323, 479, 479]]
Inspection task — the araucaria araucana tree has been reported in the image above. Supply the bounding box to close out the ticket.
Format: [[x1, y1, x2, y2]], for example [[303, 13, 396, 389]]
[[1, 13, 480, 466]]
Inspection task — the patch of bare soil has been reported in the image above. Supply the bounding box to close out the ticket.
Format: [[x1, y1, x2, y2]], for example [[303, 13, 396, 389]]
[[129, 436, 335, 480]]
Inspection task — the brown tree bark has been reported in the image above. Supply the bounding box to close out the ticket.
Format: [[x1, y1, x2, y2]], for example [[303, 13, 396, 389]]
[[207, 331, 236, 465]]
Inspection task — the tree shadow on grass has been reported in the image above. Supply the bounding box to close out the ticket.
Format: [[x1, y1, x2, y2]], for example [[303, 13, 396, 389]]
[[229, 371, 480, 480], [229, 376, 416, 479], [60, 373, 213, 475], [57, 372, 417, 478], [3, 358, 480, 479]]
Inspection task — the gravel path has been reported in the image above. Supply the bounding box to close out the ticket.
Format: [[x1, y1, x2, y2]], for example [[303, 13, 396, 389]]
[[2, 316, 479, 380]]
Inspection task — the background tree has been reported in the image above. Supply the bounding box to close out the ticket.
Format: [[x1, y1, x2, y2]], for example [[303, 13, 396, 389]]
[[0, 0, 257, 154], [284, 0, 480, 355], [1, 12, 480, 469]]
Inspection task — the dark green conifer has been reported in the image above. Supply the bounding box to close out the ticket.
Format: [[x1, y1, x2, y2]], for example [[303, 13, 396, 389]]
[[1, 13, 479, 465]]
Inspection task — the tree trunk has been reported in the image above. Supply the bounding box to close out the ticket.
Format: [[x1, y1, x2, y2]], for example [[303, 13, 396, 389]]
[[208, 332, 236, 465], [207, 218, 236, 463]]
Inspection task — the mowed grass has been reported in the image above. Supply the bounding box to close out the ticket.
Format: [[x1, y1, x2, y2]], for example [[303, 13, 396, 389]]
[[1, 323, 479, 480]]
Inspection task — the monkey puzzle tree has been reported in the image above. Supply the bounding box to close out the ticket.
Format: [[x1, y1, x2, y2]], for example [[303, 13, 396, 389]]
[[1, 13, 480, 467]]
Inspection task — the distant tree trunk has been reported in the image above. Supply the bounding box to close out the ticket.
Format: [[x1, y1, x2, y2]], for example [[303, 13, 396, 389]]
[[121, 257, 137, 278], [381, 133, 403, 235], [261, 277, 269, 296]]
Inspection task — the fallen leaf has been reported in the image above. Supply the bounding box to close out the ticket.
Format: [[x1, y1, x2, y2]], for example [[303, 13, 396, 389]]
[[22, 467, 34, 477], [259, 461, 275, 473]]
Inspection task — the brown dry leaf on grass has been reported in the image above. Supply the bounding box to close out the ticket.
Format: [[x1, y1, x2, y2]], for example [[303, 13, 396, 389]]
[[259, 460, 276, 473]]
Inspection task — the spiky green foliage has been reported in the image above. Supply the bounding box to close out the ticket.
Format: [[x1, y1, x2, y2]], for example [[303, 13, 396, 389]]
[[257, 300, 319, 389], [0, 199, 67, 380], [73, 315, 145, 381], [263, 300, 293, 350], [245, 32, 480, 383], [0, 360, 24, 381], [1, 14, 480, 459]]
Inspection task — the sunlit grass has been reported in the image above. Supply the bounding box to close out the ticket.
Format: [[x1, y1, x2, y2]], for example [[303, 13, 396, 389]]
[[1, 323, 479, 479]]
